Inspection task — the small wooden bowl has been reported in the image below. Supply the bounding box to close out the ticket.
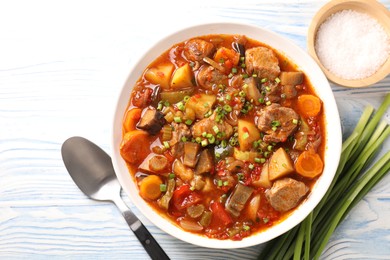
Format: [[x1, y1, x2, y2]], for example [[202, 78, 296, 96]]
[[307, 0, 390, 88]]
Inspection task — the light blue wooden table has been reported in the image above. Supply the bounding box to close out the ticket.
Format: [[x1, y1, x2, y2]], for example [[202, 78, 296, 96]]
[[1, 0, 389, 259]]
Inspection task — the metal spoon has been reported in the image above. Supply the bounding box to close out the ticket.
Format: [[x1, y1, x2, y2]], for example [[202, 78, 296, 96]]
[[61, 136, 170, 260]]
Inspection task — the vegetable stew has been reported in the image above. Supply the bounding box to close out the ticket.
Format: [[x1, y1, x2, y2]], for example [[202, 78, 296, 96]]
[[120, 34, 325, 240]]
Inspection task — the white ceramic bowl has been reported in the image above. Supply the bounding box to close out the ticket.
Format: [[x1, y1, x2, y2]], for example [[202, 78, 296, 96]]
[[111, 22, 342, 249]]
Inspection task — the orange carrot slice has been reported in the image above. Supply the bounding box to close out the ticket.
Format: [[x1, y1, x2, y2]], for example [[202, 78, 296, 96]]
[[297, 94, 322, 117], [120, 130, 150, 164], [295, 150, 324, 178], [139, 175, 163, 200], [123, 108, 142, 132]]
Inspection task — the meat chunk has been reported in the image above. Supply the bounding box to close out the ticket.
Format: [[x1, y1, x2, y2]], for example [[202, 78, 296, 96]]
[[245, 47, 280, 80], [196, 65, 228, 90], [257, 103, 299, 143], [191, 113, 233, 141], [184, 39, 215, 62], [265, 178, 309, 212], [262, 81, 281, 103], [225, 183, 254, 217], [137, 108, 166, 135], [169, 123, 191, 158], [194, 149, 214, 175]]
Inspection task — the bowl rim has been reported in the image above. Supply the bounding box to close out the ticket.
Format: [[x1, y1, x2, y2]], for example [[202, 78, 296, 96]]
[[111, 21, 342, 249], [307, 0, 390, 88]]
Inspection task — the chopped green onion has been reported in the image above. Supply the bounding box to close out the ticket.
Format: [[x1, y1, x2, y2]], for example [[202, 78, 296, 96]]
[[242, 132, 250, 140], [173, 117, 182, 123], [160, 184, 167, 192], [293, 118, 299, 125], [163, 141, 170, 149], [261, 78, 268, 83], [183, 96, 190, 102], [223, 104, 232, 112], [217, 180, 223, 187], [275, 77, 281, 83], [177, 102, 185, 111], [243, 225, 250, 231], [204, 110, 212, 118], [248, 164, 254, 170], [266, 101, 272, 106], [168, 173, 175, 179], [213, 125, 220, 134], [185, 119, 193, 125], [181, 136, 187, 142], [201, 139, 208, 147], [232, 67, 237, 74]]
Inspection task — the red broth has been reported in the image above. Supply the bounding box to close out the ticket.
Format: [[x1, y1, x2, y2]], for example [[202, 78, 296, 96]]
[[120, 34, 325, 240]]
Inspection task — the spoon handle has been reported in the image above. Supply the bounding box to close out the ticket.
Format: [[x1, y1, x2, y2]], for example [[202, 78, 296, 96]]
[[123, 210, 170, 260]]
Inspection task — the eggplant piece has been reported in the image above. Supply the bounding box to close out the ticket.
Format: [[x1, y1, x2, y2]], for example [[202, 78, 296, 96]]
[[194, 149, 214, 175], [171, 142, 184, 159], [150, 86, 161, 107], [183, 142, 201, 168], [281, 84, 297, 99], [279, 71, 304, 86], [137, 108, 166, 135], [232, 42, 245, 57], [225, 183, 254, 217]]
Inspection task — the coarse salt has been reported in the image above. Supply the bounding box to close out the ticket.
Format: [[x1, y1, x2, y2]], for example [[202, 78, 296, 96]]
[[315, 10, 390, 80]]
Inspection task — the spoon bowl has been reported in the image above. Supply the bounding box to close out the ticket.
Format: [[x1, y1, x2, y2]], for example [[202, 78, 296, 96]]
[[61, 136, 169, 260]]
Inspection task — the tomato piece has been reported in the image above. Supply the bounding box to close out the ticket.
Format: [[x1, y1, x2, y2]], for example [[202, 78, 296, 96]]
[[210, 201, 233, 226], [171, 184, 202, 211]]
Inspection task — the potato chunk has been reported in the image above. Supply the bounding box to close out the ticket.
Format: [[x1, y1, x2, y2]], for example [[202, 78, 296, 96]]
[[185, 93, 216, 119], [238, 119, 260, 151], [252, 161, 272, 188], [144, 63, 175, 89], [268, 147, 294, 181], [171, 63, 194, 89]]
